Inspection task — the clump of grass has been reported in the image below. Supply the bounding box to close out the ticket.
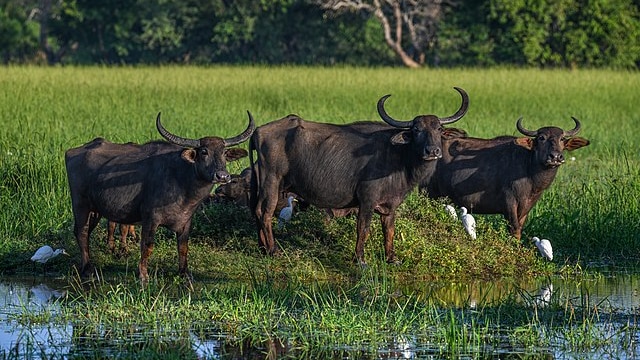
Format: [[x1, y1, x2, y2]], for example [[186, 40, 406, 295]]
[[527, 150, 640, 262]]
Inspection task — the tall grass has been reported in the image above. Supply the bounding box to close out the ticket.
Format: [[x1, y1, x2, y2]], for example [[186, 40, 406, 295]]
[[0, 66, 638, 279]]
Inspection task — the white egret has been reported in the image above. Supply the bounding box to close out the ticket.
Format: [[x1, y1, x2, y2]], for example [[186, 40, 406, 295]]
[[460, 207, 476, 239], [31, 245, 68, 264], [444, 204, 458, 220], [277, 196, 298, 229], [532, 236, 553, 261], [31, 245, 68, 275]]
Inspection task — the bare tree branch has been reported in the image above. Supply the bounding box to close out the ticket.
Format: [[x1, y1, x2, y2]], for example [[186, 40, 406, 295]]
[[314, 0, 454, 67]]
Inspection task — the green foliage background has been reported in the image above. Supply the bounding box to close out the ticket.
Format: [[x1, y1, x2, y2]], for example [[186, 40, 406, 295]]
[[1, 0, 639, 68]]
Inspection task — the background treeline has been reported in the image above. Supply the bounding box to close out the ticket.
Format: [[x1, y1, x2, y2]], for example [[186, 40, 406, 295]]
[[1, 0, 639, 68]]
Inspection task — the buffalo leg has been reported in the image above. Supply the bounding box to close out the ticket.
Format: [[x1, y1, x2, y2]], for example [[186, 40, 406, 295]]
[[74, 208, 100, 277], [127, 225, 138, 241], [139, 224, 157, 284], [254, 178, 280, 254], [515, 213, 529, 241], [107, 221, 117, 252], [119, 224, 135, 254], [176, 222, 192, 280], [505, 205, 522, 240], [380, 213, 399, 264], [355, 209, 373, 266], [253, 195, 270, 252]]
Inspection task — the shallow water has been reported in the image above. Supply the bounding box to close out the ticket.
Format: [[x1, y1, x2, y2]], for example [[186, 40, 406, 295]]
[[1, 273, 639, 359]]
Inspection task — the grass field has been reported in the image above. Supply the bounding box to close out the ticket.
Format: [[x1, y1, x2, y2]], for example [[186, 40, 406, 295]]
[[0, 66, 638, 280]]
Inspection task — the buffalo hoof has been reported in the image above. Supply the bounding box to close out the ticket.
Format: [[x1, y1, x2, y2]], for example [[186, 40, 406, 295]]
[[138, 267, 149, 286], [259, 245, 281, 256], [266, 247, 281, 257], [114, 247, 130, 259], [78, 263, 95, 279], [387, 258, 402, 266], [180, 272, 195, 290]]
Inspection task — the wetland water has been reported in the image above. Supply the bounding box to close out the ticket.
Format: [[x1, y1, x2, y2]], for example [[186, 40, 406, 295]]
[[1, 272, 639, 359]]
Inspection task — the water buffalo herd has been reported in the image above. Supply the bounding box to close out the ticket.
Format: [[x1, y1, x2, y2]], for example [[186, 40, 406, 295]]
[[64, 87, 589, 282]]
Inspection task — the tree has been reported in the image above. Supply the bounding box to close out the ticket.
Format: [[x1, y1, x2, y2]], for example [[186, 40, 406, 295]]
[[207, 0, 394, 65], [313, 0, 454, 68], [0, 0, 39, 63], [489, 0, 640, 68]]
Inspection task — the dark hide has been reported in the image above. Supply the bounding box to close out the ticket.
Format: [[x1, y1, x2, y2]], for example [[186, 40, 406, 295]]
[[65, 113, 254, 282], [250, 88, 469, 265], [422, 118, 590, 239]]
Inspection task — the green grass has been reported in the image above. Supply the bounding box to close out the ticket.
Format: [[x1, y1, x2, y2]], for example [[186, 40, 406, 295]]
[[0, 65, 638, 282]]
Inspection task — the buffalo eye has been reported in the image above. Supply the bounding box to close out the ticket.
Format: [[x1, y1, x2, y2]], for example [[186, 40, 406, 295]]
[[199, 148, 209, 156], [537, 134, 546, 142]]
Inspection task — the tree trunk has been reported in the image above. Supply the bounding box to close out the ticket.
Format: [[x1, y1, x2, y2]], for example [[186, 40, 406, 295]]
[[373, 0, 421, 68]]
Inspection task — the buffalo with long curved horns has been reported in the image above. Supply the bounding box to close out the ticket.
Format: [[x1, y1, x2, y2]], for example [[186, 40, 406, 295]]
[[66, 111, 255, 283], [250, 87, 470, 266], [422, 115, 589, 239]]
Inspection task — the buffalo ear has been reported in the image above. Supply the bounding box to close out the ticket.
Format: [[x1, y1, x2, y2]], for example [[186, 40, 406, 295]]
[[443, 128, 468, 140], [225, 148, 248, 162], [514, 137, 534, 150], [565, 137, 590, 151], [181, 149, 197, 163], [390, 131, 412, 145]]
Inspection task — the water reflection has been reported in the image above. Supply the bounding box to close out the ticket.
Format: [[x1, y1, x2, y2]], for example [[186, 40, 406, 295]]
[[534, 283, 553, 308], [0, 278, 71, 357], [1, 273, 640, 358], [405, 274, 640, 314], [29, 283, 66, 304]]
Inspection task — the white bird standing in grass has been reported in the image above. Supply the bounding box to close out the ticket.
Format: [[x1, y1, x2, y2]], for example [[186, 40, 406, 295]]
[[533, 237, 553, 261], [31, 245, 68, 264], [30, 245, 68, 275], [444, 204, 458, 220], [460, 207, 476, 239], [277, 195, 298, 229]]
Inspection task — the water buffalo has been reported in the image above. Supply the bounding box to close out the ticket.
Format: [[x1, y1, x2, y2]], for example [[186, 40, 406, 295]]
[[214, 167, 354, 222], [213, 167, 253, 207], [250, 88, 470, 265], [65, 112, 255, 282], [421, 116, 590, 239], [213, 166, 315, 213]]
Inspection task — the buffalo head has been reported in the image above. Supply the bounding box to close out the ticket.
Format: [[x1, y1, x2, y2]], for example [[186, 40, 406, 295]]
[[515, 117, 590, 167], [214, 172, 251, 203], [377, 87, 469, 160], [156, 111, 255, 183]]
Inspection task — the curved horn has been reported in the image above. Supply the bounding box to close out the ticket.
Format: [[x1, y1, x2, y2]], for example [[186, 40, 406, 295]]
[[223, 110, 256, 147], [377, 94, 413, 129], [516, 116, 537, 137], [156, 112, 200, 148], [439, 87, 470, 125], [564, 117, 582, 137]]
